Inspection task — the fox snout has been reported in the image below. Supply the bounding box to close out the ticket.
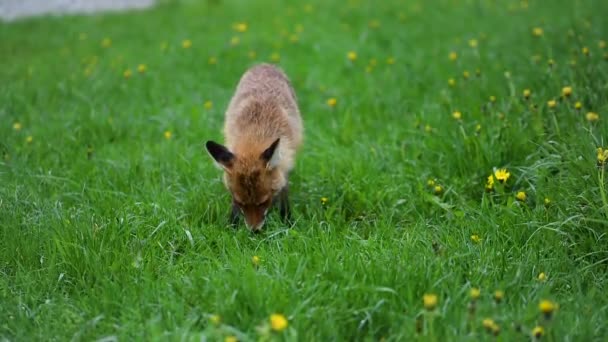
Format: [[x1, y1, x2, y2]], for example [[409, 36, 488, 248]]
[[242, 206, 268, 232]]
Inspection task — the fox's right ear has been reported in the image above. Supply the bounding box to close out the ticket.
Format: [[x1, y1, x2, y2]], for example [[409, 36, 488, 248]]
[[205, 141, 234, 170]]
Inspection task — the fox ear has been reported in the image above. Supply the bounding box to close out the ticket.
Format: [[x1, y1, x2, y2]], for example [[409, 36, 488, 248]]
[[261, 138, 281, 169], [205, 141, 234, 169]]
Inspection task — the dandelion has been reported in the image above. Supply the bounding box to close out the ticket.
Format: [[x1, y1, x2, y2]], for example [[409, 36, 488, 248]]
[[538, 272, 547, 282], [469, 39, 478, 48], [494, 169, 510, 183], [471, 234, 481, 244], [270, 52, 280, 62], [544, 197, 551, 205], [475, 124, 481, 134], [562, 86, 572, 97], [210, 314, 221, 325], [523, 89, 531, 99], [13, 122, 22, 131], [532, 326, 544, 339], [586, 112, 599, 122], [470, 287, 480, 301], [532, 27, 544, 37], [123, 69, 132, 79], [463, 70, 470, 79], [548, 59, 555, 67], [252, 255, 261, 266], [208, 57, 217, 65], [516, 191, 527, 201], [164, 130, 172, 140], [137, 64, 147, 73], [539, 300, 557, 319], [204, 101, 213, 110], [347, 51, 357, 61], [425, 124, 432, 133], [486, 175, 494, 190], [482, 318, 496, 332], [386, 57, 395, 65], [597, 147, 608, 166], [547, 100, 556, 109], [101, 37, 112, 48], [427, 179, 436, 186], [452, 111, 462, 120], [575, 101, 582, 110], [488, 96, 496, 103], [230, 36, 240, 46], [423, 293, 438, 311], [233, 22, 248, 32], [182, 39, 192, 49], [270, 313, 288, 332], [26, 135, 33, 143], [494, 290, 504, 303], [224, 336, 238, 342], [449, 51, 458, 61], [600, 40, 607, 49], [321, 197, 329, 205], [582, 46, 590, 56], [326, 98, 337, 107], [448, 78, 456, 87], [433, 185, 443, 195]]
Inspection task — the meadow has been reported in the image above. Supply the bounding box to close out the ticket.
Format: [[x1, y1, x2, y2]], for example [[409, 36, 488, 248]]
[[1, 0, 608, 340]]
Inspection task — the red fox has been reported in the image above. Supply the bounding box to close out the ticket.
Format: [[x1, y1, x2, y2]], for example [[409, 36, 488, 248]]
[[205, 63, 303, 231]]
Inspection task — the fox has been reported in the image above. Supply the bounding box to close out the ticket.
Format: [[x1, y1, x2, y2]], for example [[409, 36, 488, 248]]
[[205, 63, 303, 232]]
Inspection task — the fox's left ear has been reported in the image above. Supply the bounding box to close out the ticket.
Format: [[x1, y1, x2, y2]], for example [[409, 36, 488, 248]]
[[205, 140, 235, 170], [261, 138, 281, 169]]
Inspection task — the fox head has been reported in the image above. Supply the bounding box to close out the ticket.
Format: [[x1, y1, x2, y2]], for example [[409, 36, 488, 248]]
[[205, 138, 286, 231]]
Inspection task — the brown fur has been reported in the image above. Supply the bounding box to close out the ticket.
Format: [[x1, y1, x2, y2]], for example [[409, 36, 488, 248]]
[[206, 63, 303, 231]]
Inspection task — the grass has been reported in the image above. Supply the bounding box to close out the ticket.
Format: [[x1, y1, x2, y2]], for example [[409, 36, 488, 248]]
[[1, 0, 608, 340]]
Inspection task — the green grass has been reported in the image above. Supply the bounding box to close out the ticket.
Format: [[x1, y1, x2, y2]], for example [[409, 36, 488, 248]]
[[1, 0, 608, 340]]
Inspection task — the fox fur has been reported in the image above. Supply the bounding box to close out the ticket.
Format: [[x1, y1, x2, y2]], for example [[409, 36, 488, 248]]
[[205, 63, 303, 231]]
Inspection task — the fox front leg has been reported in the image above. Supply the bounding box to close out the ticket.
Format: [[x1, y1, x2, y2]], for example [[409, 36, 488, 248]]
[[278, 185, 291, 223], [229, 200, 241, 226]]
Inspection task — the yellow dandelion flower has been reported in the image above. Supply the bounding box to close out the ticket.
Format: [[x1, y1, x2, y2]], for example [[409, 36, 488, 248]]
[[101, 37, 112, 48], [224, 336, 238, 342], [233, 22, 248, 33], [208, 57, 217, 65], [548, 59, 555, 67], [597, 147, 608, 165], [137, 64, 147, 73], [424, 124, 432, 133], [469, 39, 478, 48], [523, 89, 531, 99], [123, 69, 132, 79], [516, 191, 527, 201], [452, 111, 462, 120], [586, 112, 599, 122], [494, 168, 510, 183], [26, 135, 33, 143], [582, 46, 590, 55], [544, 197, 551, 205], [433, 185, 443, 195], [449, 51, 458, 61], [210, 314, 221, 325], [252, 255, 261, 266], [448, 78, 456, 87], [327, 98, 337, 107], [482, 318, 496, 331], [230, 36, 240, 46], [270, 52, 280, 62], [182, 39, 192, 49], [164, 130, 172, 140], [347, 51, 357, 61], [321, 197, 329, 205], [575, 101, 582, 110], [547, 100, 557, 109], [204, 101, 213, 110], [489, 95, 496, 103], [13, 122, 22, 131], [427, 178, 436, 186], [538, 272, 547, 282], [475, 124, 481, 133], [562, 86, 572, 97], [494, 290, 504, 303], [486, 175, 495, 190], [599, 40, 606, 49], [532, 326, 544, 339], [532, 27, 543, 37], [463, 70, 470, 79], [471, 234, 481, 244], [470, 287, 480, 300], [539, 300, 557, 318], [270, 313, 288, 332], [386, 57, 395, 65], [423, 293, 438, 311]]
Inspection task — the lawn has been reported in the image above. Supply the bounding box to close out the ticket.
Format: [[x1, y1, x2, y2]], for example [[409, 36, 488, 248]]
[[1, 0, 608, 340]]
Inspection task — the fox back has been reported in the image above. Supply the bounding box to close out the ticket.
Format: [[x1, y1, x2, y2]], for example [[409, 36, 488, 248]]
[[206, 64, 303, 231]]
